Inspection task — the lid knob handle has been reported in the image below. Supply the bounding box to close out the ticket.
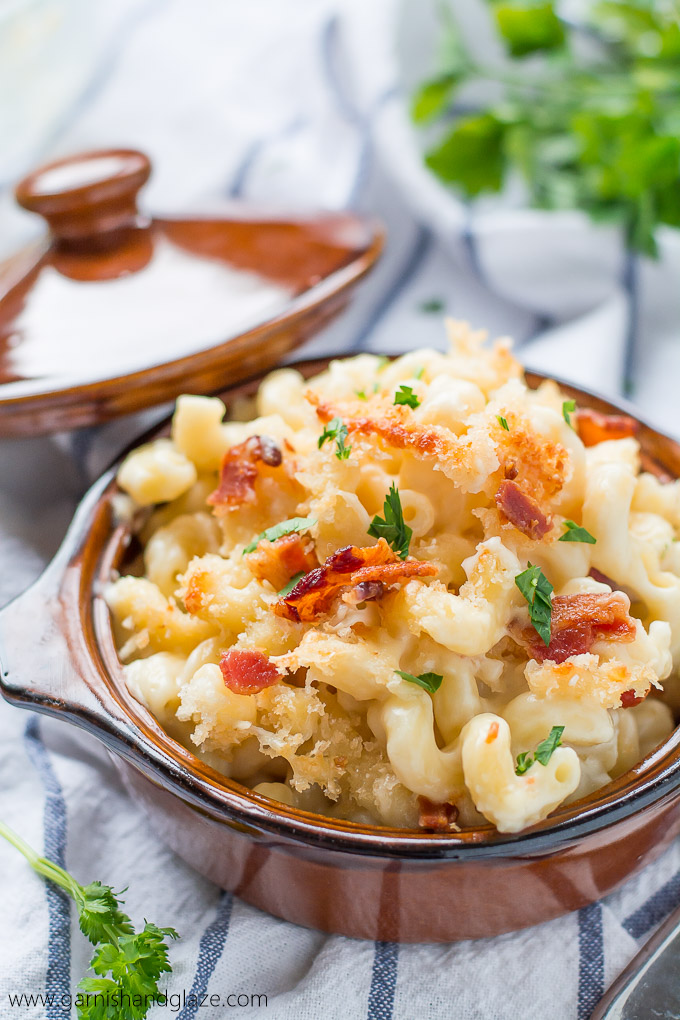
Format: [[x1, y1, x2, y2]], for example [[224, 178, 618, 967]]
[[14, 148, 151, 243]]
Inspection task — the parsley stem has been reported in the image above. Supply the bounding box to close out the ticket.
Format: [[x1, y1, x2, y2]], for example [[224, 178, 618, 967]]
[[464, 61, 680, 99], [0, 819, 82, 902]]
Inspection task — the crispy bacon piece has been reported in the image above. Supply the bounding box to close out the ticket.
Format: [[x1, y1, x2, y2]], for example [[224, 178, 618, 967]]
[[274, 538, 438, 623], [575, 408, 638, 447], [589, 567, 620, 589], [495, 480, 552, 540], [417, 796, 459, 832], [245, 533, 318, 591], [220, 648, 281, 695], [620, 689, 645, 709], [512, 592, 637, 664], [207, 435, 282, 511]]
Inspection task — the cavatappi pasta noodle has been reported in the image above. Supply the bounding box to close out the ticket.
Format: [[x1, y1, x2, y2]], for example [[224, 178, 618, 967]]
[[106, 322, 679, 834]]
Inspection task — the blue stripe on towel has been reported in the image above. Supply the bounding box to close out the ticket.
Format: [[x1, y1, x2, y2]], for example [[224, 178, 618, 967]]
[[367, 941, 399, 1020], [321, 15, 360, 126], [623, 870, 680, 939], [577, 902, 604, 1020], [23, 716, 71, 1020], [621, 249, 639, 397], [228, 116, 308, 199], [320, 14, 370, 209], [462, 205, 487, 285], [177, 891, 233, 1020], [349, 226, 432, 351]]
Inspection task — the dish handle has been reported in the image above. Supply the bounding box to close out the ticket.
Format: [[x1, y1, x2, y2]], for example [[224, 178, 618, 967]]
[[0, 477, 137, 751]]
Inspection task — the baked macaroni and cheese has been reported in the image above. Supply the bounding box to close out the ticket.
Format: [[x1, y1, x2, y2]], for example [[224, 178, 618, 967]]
[[106, 322, 679, 834]]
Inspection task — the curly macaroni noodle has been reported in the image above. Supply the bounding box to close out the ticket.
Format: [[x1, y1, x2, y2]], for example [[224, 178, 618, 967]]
[[106, 322, 678, 833]]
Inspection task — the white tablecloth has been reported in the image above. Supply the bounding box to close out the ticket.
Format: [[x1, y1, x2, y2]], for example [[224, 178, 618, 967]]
[[1, 2, 680, 1017]]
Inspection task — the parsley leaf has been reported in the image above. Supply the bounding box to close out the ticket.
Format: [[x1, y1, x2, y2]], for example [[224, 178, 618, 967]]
[[0, 821, 179, 1020], [243, 516, 316, 555], [395, 670, 443, 694], [562, 399, 576, 428], [414, 365, 425, 380], [278, 571, 306, 597], [516, 726, 565, 775], [426, 112, 506, 195], [419, 298, 445, 314], [411, 73, 461, 124], [497, 415, 510, 431], [534, 725, 566, 765], [368, 484, 412, 560], [559, 520, 596, 544], [318, 417, 351, 460], [494, 2, 565, 58], [394, 385, 421, 409], [355, 389, 367, 400], [515, 563, 553, 646]]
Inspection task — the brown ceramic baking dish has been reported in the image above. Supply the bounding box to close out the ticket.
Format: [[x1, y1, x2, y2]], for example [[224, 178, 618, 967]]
[[2, 356, 680, 943]]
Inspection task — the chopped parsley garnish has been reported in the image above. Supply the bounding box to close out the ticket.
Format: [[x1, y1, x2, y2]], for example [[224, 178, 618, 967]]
[[419, 298, 445, 314], [414, 365, 425, 380], [515, 726, 565, 775], [376, 356, 390, 372], [497, 415, 510, 431], [394, 385, 421, 409], [355, 389, 367, 400], [562, 399, 576, 428], [515, 563, 553, 646], [318, 417, 351, 460], [559, 520, 596, 545], [243, 516, 317, 555], [278, 571, 306, 596], [395, 670, 443, 694], [368, 484, 412, 560]]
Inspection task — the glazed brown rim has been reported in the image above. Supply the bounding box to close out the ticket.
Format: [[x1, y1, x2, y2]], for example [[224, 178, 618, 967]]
[[2, 356, 680, 860]]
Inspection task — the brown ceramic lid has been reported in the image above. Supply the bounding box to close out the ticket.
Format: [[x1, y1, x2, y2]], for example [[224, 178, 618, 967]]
[[0, 148, 383, 436]]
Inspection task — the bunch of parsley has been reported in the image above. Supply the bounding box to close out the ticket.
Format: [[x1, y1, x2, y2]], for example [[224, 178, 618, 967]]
[[412, 0, 680, 256]]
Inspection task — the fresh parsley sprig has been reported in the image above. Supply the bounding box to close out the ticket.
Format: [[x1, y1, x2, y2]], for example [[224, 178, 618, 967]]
[[368, 484, 412, 560], [278, 570, 306, 597], [243, 516, 316, 555], [515, 726, 565, 775], [318, 417, 351, 460], [394, 385, 421, 409], [412, 1, 680, 256], [515, 563, 553, 646], [497, 415, 510, 431], [395, 670, 443, 694], [559, 520, 596, 544], [562, 400, 576, 428], [0, 821, 179, 1020]]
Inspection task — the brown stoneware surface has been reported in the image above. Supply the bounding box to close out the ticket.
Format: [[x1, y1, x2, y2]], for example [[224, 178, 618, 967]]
[[1, 357, 680, 941], [0, 149, 383, 436]]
